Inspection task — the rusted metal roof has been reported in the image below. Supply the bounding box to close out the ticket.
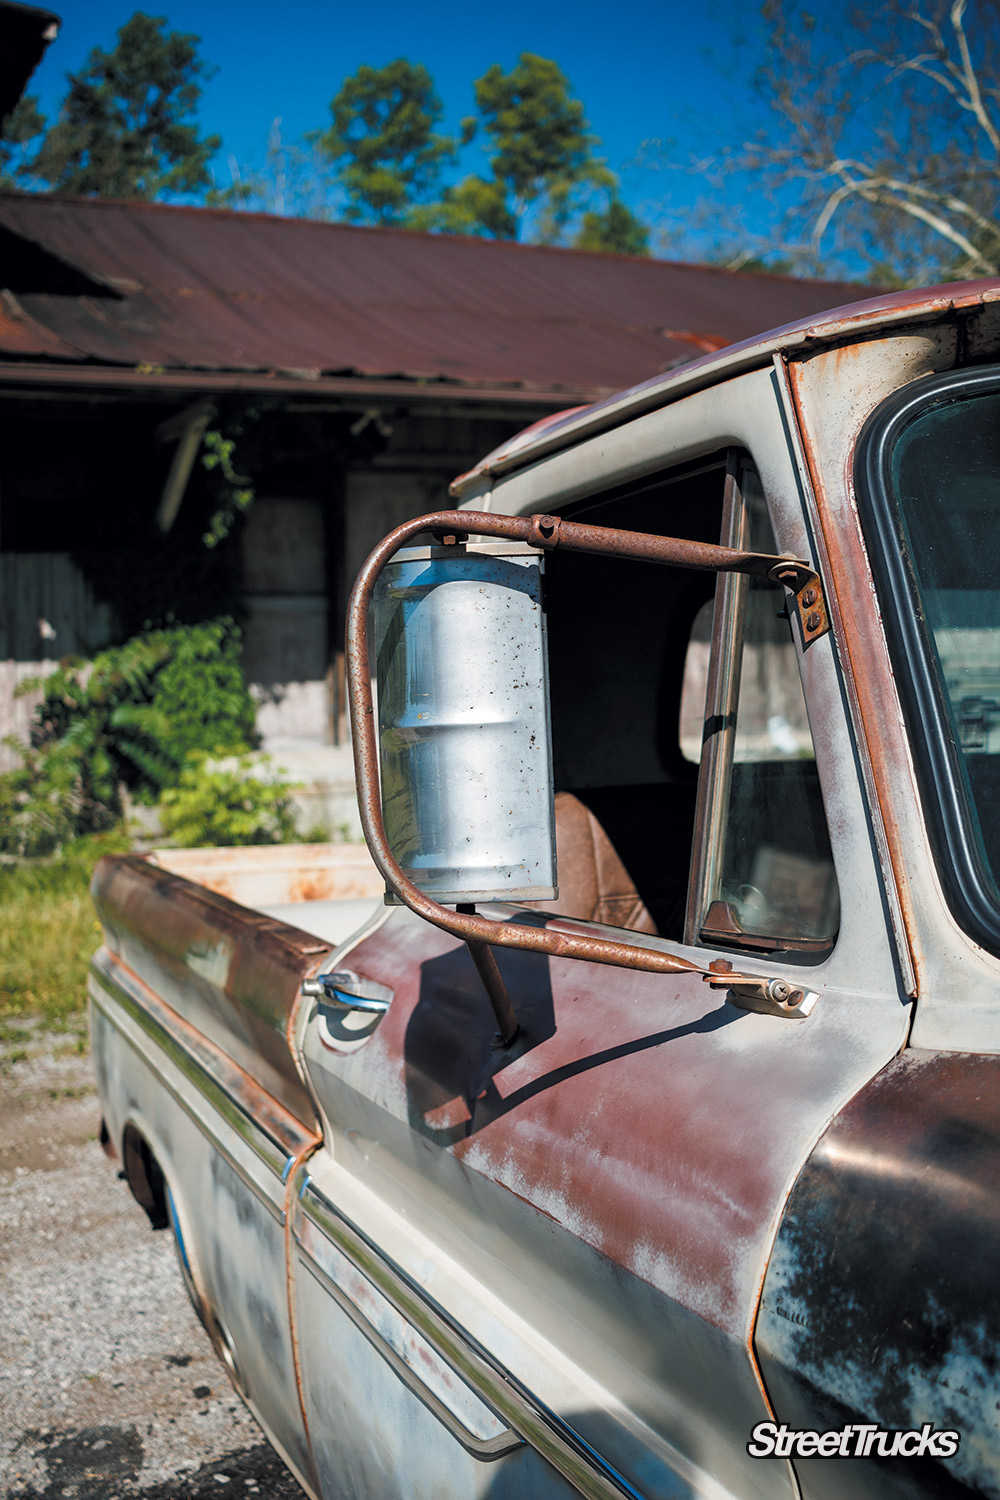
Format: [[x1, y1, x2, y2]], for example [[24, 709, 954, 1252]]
[[0, 192, 876, 403], [452, 278, 1000, 490]]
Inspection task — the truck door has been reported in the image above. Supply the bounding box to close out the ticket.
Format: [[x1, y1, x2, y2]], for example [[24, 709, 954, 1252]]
[[290, 411, 911, 1500]]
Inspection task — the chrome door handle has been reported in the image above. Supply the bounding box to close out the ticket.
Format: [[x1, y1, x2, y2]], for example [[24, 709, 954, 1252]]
[[302, 970, 393, 1015]]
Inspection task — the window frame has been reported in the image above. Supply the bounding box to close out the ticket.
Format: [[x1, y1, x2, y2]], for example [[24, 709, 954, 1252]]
[[684, 453, 748, 941], [683, 452, 838, 957], [855, 363, 1000, 959]]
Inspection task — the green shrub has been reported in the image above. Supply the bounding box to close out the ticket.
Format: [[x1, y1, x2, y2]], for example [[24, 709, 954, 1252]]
[[0, 618, 257, 855], [140, 618, 257, 768], [159, 753, 299, 848], [0, 740, 85, 857]]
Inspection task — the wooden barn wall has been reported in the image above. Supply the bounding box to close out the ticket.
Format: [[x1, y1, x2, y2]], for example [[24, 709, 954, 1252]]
[[0, 553, 113, 771]]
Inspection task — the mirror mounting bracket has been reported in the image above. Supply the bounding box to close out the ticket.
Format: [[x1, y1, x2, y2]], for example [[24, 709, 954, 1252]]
[[347, 508, 829, 1011], [705, 960, 820, 1019]]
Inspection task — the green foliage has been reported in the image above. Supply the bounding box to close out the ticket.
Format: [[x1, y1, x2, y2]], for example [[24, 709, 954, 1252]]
[[134, 618, 257, 768], [160, 753, 298, 847], [311, 51, 647, 248], [439, 54, 615, 241], [200, 427, 255, 546], [411, 173, 510, 238], [317, 59, 455, 224], [0, 95, 46, 189], [0, 740, 84, 857], [575, 199, 651, 256], [27, 12, 220, 200], [0, 826, 132, 1026], [0, 619, 256, 855]]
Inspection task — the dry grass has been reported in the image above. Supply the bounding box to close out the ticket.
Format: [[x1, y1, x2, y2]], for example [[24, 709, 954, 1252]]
[[0, 828, 131, 1032]]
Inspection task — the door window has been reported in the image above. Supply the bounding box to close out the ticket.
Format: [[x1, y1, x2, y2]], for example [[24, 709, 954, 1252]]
[[540, 452, 839, 956], [686, 463, 839, 954]]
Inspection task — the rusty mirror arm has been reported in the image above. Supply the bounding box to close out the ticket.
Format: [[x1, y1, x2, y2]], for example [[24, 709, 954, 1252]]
[[347, 509, 828, 1044]]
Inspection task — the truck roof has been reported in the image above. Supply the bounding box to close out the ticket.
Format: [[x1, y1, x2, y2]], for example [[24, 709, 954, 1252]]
[[450, 277, 1000, 499]]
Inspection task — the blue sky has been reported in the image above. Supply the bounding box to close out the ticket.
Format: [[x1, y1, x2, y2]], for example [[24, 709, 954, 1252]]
[[24, 0, 776, 259]]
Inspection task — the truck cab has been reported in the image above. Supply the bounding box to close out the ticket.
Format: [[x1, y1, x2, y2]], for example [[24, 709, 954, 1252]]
[[91, 282, 1000, 1500]]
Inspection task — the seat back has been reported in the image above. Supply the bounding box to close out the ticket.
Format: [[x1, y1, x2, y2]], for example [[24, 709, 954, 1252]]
[[530, 792, 658, 936]]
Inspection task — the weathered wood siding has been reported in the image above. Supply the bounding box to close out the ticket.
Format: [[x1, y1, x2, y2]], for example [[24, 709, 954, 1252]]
[[0, 554, 112, 770]]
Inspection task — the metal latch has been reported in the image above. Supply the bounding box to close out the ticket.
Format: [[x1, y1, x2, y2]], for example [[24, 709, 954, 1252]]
[[301, 970, 393, 1015], [704, 959, 819, 1018]]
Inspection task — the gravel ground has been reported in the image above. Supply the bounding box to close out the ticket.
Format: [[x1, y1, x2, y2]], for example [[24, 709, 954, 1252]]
[[0, 1026, 308, 1500]]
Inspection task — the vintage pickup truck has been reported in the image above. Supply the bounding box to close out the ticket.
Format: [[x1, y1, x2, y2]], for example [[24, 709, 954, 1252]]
[[90, 282, 1000, 1500]]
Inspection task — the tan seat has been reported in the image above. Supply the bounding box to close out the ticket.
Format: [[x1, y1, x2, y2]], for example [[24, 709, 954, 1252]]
[[531, 791, 658, 936]]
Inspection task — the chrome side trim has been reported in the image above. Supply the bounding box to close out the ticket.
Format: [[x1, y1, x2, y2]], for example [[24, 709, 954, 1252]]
[[90, 949, 316, 1222], [298, 1221, 520, 1459], [91, 979, 284, 1224], [297, 1177, 649, 1500]]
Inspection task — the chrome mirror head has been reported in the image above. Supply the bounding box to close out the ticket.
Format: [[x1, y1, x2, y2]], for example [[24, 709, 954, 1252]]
[[373, 540, 558, 908]]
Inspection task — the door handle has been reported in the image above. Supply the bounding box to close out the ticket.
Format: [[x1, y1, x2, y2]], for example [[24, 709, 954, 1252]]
[[302, 969, 393, 1015]]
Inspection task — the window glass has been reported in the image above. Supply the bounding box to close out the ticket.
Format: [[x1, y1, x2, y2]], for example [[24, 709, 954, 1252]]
[[890, 389, 1000, 902], [701, 478, 839, 951]]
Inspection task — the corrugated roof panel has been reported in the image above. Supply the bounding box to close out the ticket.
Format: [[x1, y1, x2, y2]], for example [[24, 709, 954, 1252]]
[[0, 193, 879, 396], [0, 293, 84, 358]]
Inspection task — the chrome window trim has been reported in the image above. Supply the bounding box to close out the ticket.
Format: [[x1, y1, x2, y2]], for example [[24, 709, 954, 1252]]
[[684, 452, 750, 942]]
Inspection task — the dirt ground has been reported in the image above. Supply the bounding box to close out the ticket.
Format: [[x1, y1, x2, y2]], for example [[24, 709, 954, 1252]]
[[0, 1024, 309, 1500]]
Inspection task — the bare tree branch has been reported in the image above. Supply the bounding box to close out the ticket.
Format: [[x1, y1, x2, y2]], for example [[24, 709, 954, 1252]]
[[740, 0, 1000, 281]]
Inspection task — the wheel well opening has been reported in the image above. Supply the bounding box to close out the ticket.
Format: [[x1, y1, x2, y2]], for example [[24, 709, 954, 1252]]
[[121, 1123, 169, 1230]]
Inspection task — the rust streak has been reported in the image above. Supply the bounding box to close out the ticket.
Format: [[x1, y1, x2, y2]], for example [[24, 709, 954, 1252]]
[[283, 1145, 322, 1487], [784, 358, 921, 992]]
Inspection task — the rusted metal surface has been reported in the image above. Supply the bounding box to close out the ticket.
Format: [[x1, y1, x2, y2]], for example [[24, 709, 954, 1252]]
[[91, 945, 320, 1170], [0, 192, 873, 399], [301, 892, 907, 1497], [283, 1136, 322, 1491], [92, 855, 329, 1130], [90, 980, 322, 1496], [84, 292, 965, 1496], [149, 842, 382, 908], [462, 930, 520, 1046], [348, 505, 822, 983], [757, 1047, 1000, 1499], [524, 509, 816, 581], [782, 336, 963, 1005], [451, 279, 1000, 497], [0, 358, 588, 407]]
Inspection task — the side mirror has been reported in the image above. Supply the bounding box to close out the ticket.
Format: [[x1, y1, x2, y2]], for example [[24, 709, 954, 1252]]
[[348, 508, 829, 1042], [374, 541, 557, 906]]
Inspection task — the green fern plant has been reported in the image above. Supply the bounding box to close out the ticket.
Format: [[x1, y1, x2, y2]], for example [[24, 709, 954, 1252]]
[[1, 618, 258, 854]]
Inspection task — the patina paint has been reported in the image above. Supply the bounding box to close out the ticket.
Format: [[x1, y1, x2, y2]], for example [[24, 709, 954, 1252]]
[[757, 1049, 1000, 1500]]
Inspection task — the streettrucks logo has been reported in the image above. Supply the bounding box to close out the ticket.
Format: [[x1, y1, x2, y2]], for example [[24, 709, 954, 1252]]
[[748, 1423, 961, 1459]]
